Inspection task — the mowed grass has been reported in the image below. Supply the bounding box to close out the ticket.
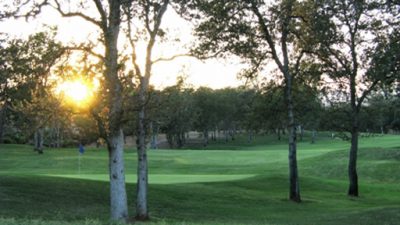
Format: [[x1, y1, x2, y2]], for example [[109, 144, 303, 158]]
[[0, 134, 399, 225]]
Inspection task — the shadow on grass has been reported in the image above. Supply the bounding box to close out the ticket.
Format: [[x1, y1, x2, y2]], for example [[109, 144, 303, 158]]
[[1, 174, 400, 225]]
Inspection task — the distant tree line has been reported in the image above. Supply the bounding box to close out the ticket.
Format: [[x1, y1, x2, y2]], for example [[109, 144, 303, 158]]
[[1, 53, 399, 147]]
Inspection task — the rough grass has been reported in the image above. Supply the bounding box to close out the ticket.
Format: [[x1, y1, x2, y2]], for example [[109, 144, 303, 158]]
[[0, 134, 399, 224]]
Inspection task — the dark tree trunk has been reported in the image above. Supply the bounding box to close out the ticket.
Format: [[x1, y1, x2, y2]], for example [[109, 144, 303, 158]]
[[348, 119, 359, 196], [181, 132, 186, 145], [34, 128, 44, 154], [311, 130, 316, 144], [166, 133, 174, 148], [299, 125, 304, 141], [0, 106, 5, 143], [150, 122, 158, 149], [56, 124, 61, 148], [277, 128, 281, 141], [248, 130, 254, 143], [286, 78, 301, 202], [203, 129, 209, 147]]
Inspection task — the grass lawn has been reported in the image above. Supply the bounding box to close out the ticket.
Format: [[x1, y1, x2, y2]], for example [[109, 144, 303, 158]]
[[0, 134, 399, 224]]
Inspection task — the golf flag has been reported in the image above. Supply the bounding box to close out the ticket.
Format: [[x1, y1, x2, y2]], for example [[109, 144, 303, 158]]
[[79, 144, 85, 154]]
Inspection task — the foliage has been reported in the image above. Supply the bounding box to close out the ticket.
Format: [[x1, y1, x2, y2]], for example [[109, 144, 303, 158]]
[[0, 30, 64, 146], [159, 80, 196, 148]]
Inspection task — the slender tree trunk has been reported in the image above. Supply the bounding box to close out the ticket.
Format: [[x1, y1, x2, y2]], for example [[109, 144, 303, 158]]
[[248, 130, 254, 143], [56, 124, 61, 148], [347, 39, 359, 196], [348, 116, 359, 196], [134, 0, 169, 215], [136, 75, 149, 220], [0, 106, 5, 143], [277, 128, 281, 141], [311, 130, 316, 144], [108, 129, 128, 220], [299, 125, 304, 141], [181, 132, 186, 145], [286, 77, 301, 202], [166, 133, 173, 148], [34, 130, 39, 150], [136, 104, 149, 220], [150, 122, 158, 149], [203, 129, 209, 147], [34, 128, 44, 154]]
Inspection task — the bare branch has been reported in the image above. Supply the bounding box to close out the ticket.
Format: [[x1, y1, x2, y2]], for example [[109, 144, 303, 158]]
[[250, 2, 284, 73], [3, 0, 49, 20], [93, 0, 108, 30], [293, 51, 305, 77], [144, 0, 169, 80], [152, 53, 192, 64], [153, 0, 169, 34], [143, 0, 152, 33], [51, 0, 102, 28], [357, 79, 379, 110], [122, 4, 143, 78]]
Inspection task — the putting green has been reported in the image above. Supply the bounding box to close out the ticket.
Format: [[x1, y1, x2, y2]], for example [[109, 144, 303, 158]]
[[44, 174, 256, 184]]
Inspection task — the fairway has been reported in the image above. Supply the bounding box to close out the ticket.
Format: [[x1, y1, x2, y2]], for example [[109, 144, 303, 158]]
[[1, 134, 400, 225], [47, 174, 257, 185]]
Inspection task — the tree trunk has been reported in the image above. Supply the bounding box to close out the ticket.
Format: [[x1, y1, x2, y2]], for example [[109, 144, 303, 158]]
[[108, 129, 128, 220], [277, 128, 281, 141], [55, 124, 61, 148], [203, 129, 209, 147], [34, 130, 39, 150], [136, 104, 149, 220], [103, 1, 128, 221], [286, 77, 301, 202], [311, 130, 316, 144], [299, 125, 304, 141], [181, 132, 186, 146], [34, 128, 44, 154], [136, 73, 149, 220], [348, 122, 359, 196], [0, 106, 5, 143], [248, 130, 254, 143], [150, 124, 158, 149]]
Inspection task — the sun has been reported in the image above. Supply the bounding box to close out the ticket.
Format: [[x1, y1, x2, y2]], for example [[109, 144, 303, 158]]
[[55, 79, 95, 106]]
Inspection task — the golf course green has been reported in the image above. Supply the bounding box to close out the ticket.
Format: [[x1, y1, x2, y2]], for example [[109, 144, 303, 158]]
[[0, 134, 399, 225]]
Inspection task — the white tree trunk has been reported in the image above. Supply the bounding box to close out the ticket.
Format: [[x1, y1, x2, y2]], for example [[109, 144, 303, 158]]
[[136, 107, 149, 220], [108, 129, 128, 221]]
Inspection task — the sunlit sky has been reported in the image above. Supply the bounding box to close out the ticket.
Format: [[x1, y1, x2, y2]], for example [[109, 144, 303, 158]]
[[0, 5, 245, 90]]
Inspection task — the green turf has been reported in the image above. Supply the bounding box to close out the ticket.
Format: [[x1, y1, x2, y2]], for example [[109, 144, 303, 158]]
[[0, 134, 399, 224]]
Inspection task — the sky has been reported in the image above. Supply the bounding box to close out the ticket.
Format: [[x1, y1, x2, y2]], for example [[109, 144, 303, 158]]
[[0, 4, 245, 90]]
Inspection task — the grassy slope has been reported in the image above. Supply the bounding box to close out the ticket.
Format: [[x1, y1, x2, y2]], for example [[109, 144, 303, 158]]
[[0, 134, 399, 224]]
